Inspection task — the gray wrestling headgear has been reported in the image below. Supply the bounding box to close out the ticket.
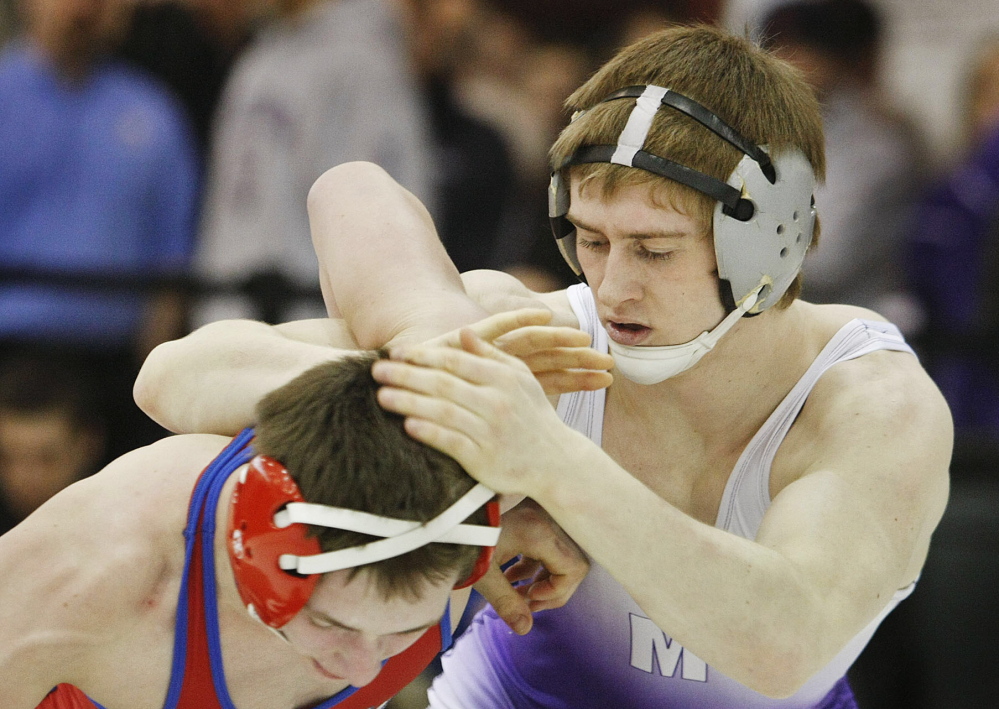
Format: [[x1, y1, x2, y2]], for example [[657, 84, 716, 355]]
[[548, 84, 816, 314]]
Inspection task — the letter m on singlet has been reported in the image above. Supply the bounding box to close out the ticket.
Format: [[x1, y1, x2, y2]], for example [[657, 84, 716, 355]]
[[629, 613, 707, 682]]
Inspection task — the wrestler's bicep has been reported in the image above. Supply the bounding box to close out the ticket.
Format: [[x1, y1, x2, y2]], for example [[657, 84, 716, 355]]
[[272, 318, 359, 349]]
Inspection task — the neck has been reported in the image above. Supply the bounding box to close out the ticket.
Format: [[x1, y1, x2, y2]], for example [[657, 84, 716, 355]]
[[608, 304, 811, 441]]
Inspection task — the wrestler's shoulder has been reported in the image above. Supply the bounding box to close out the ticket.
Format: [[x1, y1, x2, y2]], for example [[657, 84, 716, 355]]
[[785, 302, 948, 449], [790, 300, 928, 392], [31, 434, 233, 559], [92, 433, 231, 505]]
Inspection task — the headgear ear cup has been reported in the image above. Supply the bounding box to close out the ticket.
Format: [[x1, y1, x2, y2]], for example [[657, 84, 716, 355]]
[[227, 455, 320, 629], [229, 455, 504, 627], [452, 498, 501, 589]]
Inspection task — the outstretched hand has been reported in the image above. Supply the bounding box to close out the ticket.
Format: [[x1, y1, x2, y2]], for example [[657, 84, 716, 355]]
[[473, 499, 589, 635], [423, 309, 613, 396]]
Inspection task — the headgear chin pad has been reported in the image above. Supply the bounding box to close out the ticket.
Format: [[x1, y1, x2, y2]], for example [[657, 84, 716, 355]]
[[228, 455, 320, 629]]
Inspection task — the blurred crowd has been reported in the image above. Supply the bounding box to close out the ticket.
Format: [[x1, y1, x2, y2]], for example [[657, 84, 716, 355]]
[[0, 0, 999, 516], [0, 0, 686, 530], [3, 0, 999, 523], [1, 0, 999, 704]]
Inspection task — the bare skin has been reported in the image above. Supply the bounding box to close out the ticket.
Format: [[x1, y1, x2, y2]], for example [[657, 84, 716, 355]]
[[132, 310, 599, 638], [316, 165, 950, 698], [0, 433, 476, 709], [134, 162, 950, 697], [133, 164, 609, 638]]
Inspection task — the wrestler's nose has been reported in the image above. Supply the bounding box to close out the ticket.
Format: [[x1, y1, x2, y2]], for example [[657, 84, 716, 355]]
[[330, 637, 384, 687], [594, 244, 644, 309]]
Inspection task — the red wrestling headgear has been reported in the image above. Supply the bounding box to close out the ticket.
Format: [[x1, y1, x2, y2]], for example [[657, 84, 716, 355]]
[[227, 455, 501, 628]]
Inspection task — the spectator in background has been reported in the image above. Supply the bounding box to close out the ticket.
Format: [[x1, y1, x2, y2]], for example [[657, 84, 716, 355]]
[[452, 7, 550, 184], [0, 0, 200, 457], [0, 353, 106, 535], [0, 0, 14, 47], [194, 0, 436, 325], [450, 8, 591, 292], [500, 39, 592, 293], [406, 0, 518, 275], [761, 0, 927, 331], [907, 35, 999, 436], [117, 0, 262, 160]]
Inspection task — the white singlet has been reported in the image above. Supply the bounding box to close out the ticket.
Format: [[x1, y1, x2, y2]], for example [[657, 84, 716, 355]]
[[429, 284, 918, 709]]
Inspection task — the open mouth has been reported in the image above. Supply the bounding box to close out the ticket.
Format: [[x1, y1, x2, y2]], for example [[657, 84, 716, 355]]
[[607, 320, 651, 346]]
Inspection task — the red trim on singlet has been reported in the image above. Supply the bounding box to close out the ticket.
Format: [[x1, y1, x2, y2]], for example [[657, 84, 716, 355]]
[[335, 627, 444, 709], [175, 519, 223, 708], [36, 685, 97, 709], [36, 439, 449, 709]]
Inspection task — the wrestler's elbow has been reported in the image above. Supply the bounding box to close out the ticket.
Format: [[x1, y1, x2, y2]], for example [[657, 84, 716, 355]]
[[133, 339, 187, 433], [308, 161, 394, 214]]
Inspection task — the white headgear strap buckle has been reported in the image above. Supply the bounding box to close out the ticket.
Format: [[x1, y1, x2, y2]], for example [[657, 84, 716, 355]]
[[276, 483, 499, 575]]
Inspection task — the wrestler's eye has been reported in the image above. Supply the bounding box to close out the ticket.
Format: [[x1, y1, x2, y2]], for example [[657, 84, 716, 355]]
[[636, 244, 674, 262], [305, 610, 347, 630], [576, 236, 607, 251], [309, 615, 333, 629]]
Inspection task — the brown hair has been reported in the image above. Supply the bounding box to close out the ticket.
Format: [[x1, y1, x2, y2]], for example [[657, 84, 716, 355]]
[[551, 24, 826, 308], [254, 352, 485, 600]]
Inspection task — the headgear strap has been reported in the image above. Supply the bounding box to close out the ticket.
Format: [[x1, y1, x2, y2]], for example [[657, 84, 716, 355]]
[[276, 483, 501, 575]]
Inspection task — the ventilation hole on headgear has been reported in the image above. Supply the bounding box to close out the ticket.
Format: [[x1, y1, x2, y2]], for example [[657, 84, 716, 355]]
[[776, 224, 784, 235], [780, 247, 789, 258], [796, 232, 802, 243], [793, 211, 799, 220]]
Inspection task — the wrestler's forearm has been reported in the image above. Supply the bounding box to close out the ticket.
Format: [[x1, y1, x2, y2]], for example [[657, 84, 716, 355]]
[[134, 318, 356, 435], [307, 162, 488, 349]]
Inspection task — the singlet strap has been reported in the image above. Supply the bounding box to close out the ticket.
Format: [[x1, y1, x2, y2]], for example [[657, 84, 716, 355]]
[[715, 319, 915, 539], [556, 284, 608, 443], [165, 428, 255, 709]]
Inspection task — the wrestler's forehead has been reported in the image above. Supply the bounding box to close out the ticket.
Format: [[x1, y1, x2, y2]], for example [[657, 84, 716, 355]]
[[568, 179, 707, 239], [309, 569, 453, 635]]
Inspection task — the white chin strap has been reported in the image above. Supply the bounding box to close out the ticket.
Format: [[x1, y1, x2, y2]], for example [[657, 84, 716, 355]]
[[275, 483, 499, 575], [608, 285, 763, 385]]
